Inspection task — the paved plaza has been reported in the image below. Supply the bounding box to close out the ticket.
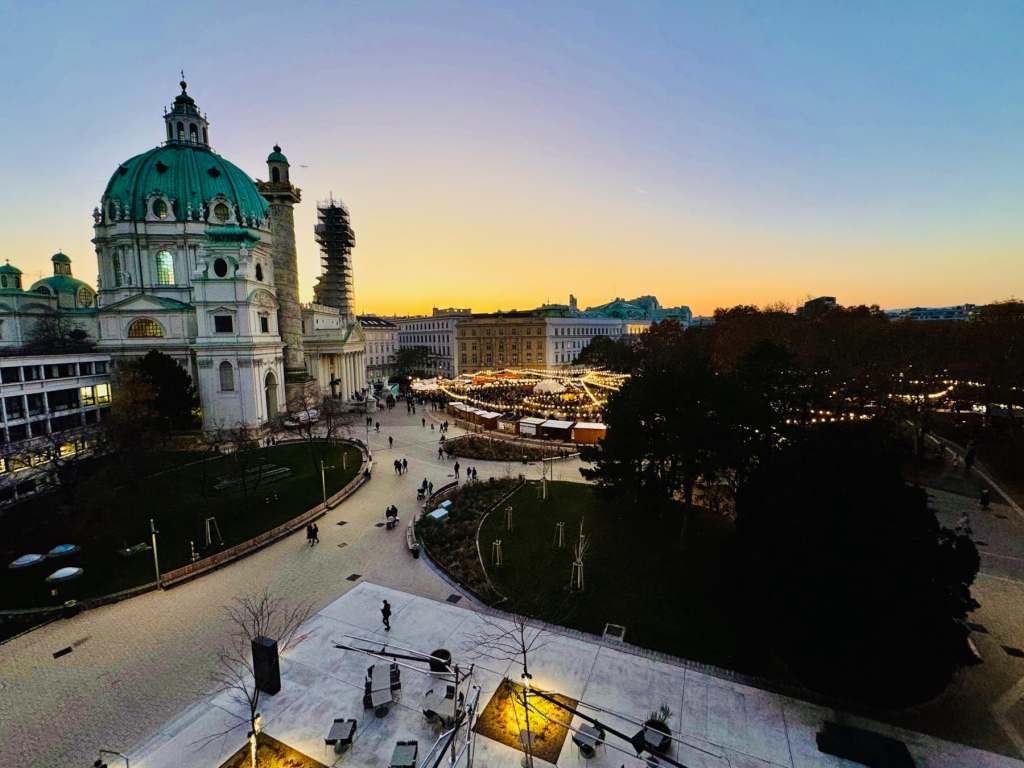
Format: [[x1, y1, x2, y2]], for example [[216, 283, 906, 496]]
[[130, 581, 1021, 768], [1, 405, 1024, 767]]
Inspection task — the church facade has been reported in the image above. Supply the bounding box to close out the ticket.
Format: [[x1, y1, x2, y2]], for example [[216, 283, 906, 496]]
[[0, 80, 366, 432]]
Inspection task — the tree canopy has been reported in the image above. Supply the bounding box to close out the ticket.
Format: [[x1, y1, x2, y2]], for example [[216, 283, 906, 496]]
[[736, 423, 979, 704]]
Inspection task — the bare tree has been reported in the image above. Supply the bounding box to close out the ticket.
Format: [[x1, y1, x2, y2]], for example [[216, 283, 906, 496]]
[[206, 590, 312, 768], [467, 584, 569, 767]]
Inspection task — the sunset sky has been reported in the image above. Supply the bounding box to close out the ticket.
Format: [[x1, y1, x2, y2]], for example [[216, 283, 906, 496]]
[[2, 1, 1021, 316]]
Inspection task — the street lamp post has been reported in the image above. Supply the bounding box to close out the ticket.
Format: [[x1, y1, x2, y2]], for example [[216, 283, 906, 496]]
[[149, 519, 161, 588]]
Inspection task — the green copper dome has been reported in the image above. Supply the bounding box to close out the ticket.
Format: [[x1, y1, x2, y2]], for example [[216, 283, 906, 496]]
[[267, 144, 289, 164], [102, 143, 269, 224], [0, 262, 22, 275], [51, 251, 71, 264]]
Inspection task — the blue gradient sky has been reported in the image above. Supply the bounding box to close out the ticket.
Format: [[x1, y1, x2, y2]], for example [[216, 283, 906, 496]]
[[2, 0, 1021, 314]]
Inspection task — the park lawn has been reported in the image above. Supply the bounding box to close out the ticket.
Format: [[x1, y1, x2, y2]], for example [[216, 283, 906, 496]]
[[0, 441, 361, 610], [478, 481, 756, 673]]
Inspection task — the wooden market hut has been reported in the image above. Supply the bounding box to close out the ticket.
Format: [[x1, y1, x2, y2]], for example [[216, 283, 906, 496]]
[[539, 419, 575, 441], [571, 422, 607, 445], [517, 416, 546, 437]]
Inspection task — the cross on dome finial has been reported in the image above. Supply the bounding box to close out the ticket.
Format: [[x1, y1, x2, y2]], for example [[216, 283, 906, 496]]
[[179, 70, 187, 93], [273, 144, 281, 153]]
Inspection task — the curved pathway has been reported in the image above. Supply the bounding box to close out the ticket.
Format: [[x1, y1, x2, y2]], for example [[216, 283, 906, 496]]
[[0, 405, 584, 768]]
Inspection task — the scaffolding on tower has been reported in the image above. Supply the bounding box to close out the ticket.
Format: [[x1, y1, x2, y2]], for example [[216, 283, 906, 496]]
[[312, 195, 356, 317]]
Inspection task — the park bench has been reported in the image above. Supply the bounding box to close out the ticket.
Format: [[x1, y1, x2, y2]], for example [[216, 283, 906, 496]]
[[816, 721, 915, 767], [406, 524, 420, 558]]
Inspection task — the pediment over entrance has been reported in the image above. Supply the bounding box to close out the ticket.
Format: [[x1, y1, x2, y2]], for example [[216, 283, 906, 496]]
[[101, 294, 192, 313]]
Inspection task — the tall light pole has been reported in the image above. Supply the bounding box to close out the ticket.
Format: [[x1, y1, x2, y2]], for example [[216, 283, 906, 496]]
[[149, 519, 161, 588], [320, 460, 327, 508]]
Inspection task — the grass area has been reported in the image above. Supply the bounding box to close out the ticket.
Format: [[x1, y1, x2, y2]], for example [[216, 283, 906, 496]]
[[218, 734, 327, 768], [0, 441, 362, 610], [477, 481, 757, 673], [417, 479, 519, 597]]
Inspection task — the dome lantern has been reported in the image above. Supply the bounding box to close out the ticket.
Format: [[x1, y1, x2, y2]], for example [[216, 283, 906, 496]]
[[164, 73, 210, 148], [267, 144, 290, 184]]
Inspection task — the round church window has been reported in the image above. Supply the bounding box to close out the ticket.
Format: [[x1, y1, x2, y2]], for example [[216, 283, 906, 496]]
[[214, 203, 230, 222], [213, 258, 229, 278], [152, 198, 168, 219]]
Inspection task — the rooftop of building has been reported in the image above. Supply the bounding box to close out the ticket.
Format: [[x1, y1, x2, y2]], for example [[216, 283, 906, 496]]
[[357, 315, 399, 328], [128, 581, 1020, 768]]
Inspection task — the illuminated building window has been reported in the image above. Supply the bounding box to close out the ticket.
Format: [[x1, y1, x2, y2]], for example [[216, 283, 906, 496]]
[[155, 250, 175, 284], [128, 318, 164, 338]]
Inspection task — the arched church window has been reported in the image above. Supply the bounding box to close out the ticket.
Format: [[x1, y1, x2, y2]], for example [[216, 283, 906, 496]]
[[271, 167, 280, 183], [0, 276, 6, 289], [77, 287, 94, 308], [219, 361, 234, 391], [255, 263, 264, 281], [128, 318, 164, 338], [166, 123, 172, 141], [202, 127, 208, 144], [154, 251, 175, 285], [35, 286, 52, 296], [176, 122, 184, 141], [111, 250, 123, 287], [213, 202, 230, 222], [213, 258, 228, 278], [152, 198, 168, 219], [189, 124, 199, 144]]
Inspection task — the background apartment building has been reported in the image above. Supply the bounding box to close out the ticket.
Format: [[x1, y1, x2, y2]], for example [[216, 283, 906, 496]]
[[395, 307, 470, 378], [358, 315, 399, 385], [455, 312, 624, 374]]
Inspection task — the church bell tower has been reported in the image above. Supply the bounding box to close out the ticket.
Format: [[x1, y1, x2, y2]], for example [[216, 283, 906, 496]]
[[257, 146, 317, 408]]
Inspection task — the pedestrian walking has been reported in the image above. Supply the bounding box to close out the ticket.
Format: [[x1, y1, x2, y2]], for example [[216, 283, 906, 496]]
[[312, 523, 320, 545], [964, 441, 977, 477], [381, 599, 392, 631], [431, 423, 435, 431], [454, 461, 460, 479], [375, 421, 381, 433], [438, 446, 444, 460], [472, 467, 478, 481], [388, 435, 394, 449], [306, 523, 314, 547], [402, 458, 408, 474], [422, 417, 426, 428], [428, 481, 433, 496]]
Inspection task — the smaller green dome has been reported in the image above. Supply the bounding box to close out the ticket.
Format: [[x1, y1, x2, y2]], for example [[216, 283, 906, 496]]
[[0, 262, 22, 275], [52, 251, 71, 264], [267, 144, 289, 164]]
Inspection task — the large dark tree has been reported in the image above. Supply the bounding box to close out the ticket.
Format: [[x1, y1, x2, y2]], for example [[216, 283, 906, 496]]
[[20, 311, 95, 355], [736, 423, 979, 705], [394, 346, 430, 380], [581, 323, 741, 536], [135, 350, 200, 431], [576, 334, 637, 372]]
